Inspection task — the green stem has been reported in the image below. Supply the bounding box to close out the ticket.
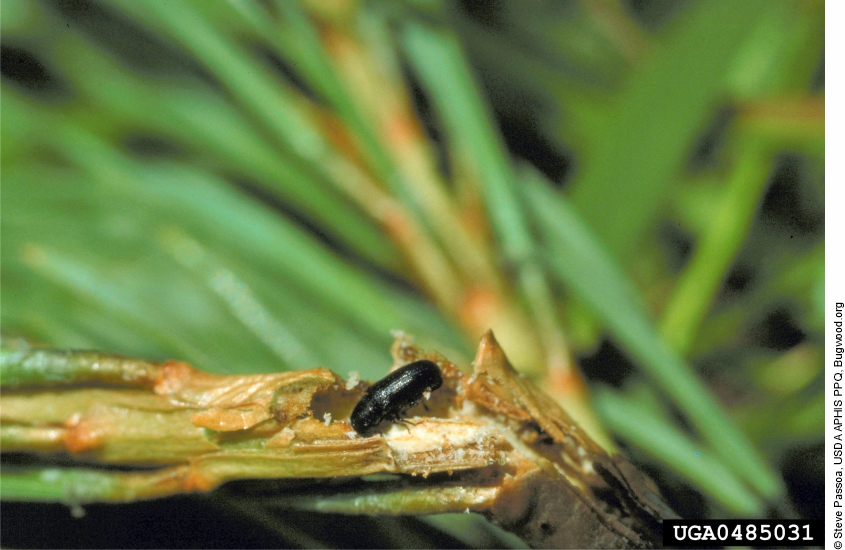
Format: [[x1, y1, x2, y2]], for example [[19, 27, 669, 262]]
[[1, 347, 159, 389], [0, 467, 190, 503]]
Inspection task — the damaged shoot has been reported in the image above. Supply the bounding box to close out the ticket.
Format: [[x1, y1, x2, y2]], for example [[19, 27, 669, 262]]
[[1, 332, 674, 548]]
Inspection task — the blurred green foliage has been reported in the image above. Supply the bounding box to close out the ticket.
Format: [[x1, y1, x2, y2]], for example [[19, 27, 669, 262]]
[[1, 0, 824, 546]]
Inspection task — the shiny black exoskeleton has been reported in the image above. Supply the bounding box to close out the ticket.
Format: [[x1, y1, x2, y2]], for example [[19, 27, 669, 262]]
[[350, 360, 443, 436]]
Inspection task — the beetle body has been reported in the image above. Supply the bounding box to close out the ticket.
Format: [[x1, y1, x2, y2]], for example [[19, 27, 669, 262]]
[[350, 360, 443, 436]]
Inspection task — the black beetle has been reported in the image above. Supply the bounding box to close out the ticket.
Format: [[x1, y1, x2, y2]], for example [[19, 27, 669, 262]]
[[350, 360, 443, 436]]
